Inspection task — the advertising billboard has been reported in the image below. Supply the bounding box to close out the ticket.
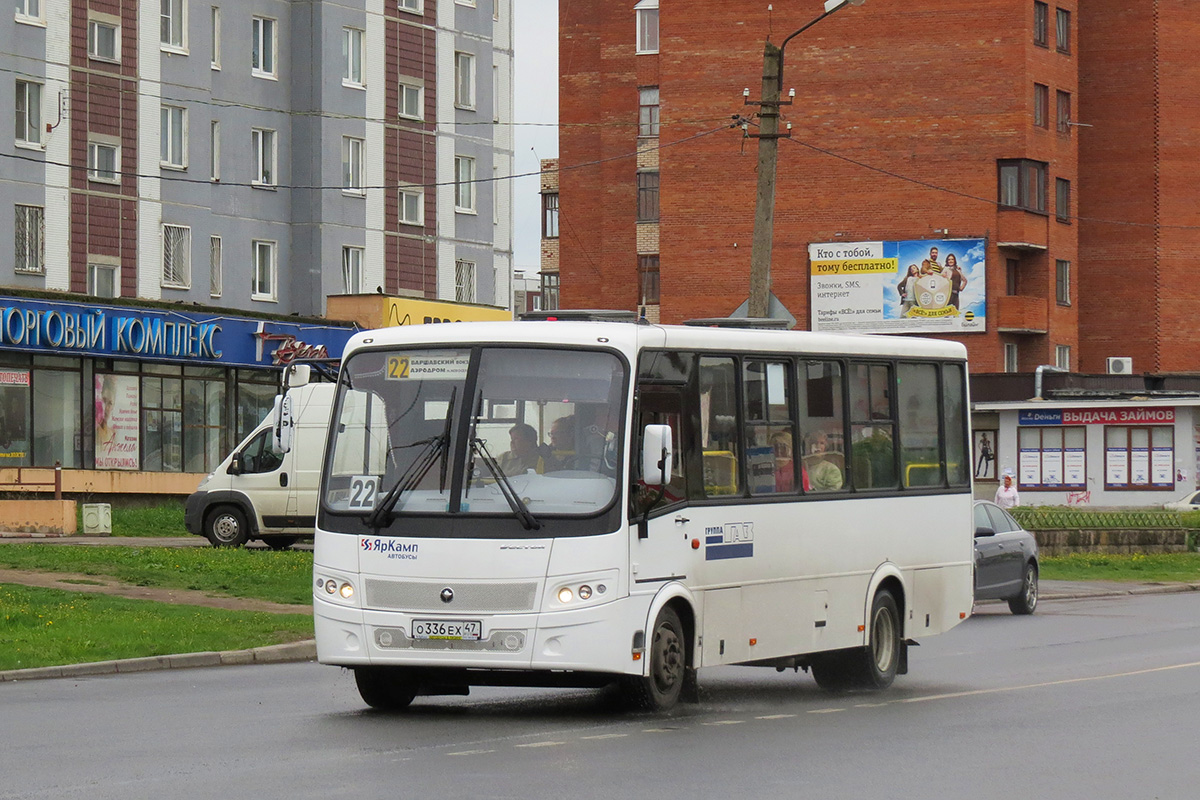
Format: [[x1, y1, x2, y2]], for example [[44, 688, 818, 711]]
[[809, 238, 986, 334]]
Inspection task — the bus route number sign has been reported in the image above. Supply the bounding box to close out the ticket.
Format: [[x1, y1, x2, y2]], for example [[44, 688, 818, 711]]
[[386, 354, 470, 381]]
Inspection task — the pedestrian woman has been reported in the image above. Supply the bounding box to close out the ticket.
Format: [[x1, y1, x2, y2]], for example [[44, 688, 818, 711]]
[[995, 469, 1020, 509]]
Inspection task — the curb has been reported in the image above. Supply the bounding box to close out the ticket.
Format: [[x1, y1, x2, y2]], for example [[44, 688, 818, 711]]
[[0, 640, 316, 683]]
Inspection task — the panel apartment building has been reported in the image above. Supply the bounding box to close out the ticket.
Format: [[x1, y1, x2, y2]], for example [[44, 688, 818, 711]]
[[557, 0, 1200, 375], [1, 0, 513, 495]]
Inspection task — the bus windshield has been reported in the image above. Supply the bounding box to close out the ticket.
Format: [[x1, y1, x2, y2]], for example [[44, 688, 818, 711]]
[[324, 346, 626, 526]]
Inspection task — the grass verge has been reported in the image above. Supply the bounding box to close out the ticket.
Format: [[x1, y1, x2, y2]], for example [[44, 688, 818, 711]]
[[0, 584, 313, 672], [1040, 552, 1200, 583], [75, 503, 188, 537], [0, 545, 312, 605]]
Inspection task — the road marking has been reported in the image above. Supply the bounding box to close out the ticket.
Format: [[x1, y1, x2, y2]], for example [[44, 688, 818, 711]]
[[902, 660, 1200, 705], [581, 733, 629, 740], [447, 749, 495, 756], [854, 702, 889, 708], [756, 714, 797, 720], [643, 728, 677, 733], [808, 708, 845, 714], [514, 741, 565, 749], [702, 720, 745, 726]]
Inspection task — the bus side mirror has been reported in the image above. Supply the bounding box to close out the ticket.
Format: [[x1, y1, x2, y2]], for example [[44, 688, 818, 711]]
[[642, 424, 674, 487], [273, 392, 295, 453]]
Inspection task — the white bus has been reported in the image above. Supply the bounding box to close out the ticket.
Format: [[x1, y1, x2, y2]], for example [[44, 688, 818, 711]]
[[313, 317, 974, 711]]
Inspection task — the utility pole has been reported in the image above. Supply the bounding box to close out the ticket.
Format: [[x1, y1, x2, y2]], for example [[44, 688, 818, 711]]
[[745, 0, 865, 321], [748, 42, 785, 320]]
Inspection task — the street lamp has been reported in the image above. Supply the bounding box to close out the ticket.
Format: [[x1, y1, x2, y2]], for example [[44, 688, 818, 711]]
[[746, 0, 866, 320]]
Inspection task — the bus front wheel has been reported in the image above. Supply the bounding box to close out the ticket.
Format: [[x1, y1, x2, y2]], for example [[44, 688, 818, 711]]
[[621, 605, 686, 711], [354, 666, 417, 711]]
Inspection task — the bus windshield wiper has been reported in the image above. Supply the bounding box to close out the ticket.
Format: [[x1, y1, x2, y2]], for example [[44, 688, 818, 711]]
[[365, 388, 456, 529], [469, 436, 542, 531]]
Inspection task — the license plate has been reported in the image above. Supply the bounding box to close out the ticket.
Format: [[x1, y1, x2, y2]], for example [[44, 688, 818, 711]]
[[412, 619, 482, 641]]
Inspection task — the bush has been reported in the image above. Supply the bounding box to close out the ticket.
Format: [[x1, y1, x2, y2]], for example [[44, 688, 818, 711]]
[[1011, 506, 1186, 531]]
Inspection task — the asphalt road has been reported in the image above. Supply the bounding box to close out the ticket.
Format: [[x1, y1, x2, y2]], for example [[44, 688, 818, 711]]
[[4, 592, 1199, 800]]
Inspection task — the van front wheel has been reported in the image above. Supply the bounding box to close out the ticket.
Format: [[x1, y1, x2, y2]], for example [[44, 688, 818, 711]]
[[205, 506, 249, 548]]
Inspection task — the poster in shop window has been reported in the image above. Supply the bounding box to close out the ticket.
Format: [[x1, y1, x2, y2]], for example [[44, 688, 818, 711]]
[[95, 374, 139, 470], [0, 370, 30, 464]]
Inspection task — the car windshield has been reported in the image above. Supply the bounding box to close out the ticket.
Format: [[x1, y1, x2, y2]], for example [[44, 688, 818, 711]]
[[324, 346, 626, 524]]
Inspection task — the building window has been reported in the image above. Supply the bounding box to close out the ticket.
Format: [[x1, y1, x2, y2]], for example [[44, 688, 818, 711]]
[[542, 192, 559, 238], [160, 105, 187, 168], [399, 187, 423, 225], [209, 120, 220, 180], [343, 27, 364, 87], [1018, 426, 1086, 488], [342, 246, 363, 294], [209, 235, 222, 297], [540, 272, 559, 311], [88, 141, 120, 183], [252, 128, 275, 186], [638, 255, 660, 305], [998, 159, 1046, 213], [88, 20, 119, 62], [342, 136, 365, 195], [637, 171, 660, 222], [252, 240, 276, 300], [635, 0, 659, 54], [15, 205, 44, 274], [161, 0, 186, 50], [398, 0, 421, 13], [1105, 426, 1174, 489], [1056, 7, 1070, 53], [1033, 1, 1048, 47], [16, 0, 41, 22], [455, 259, 476, 303], [455, 52, 475, 109], [210, 6, 220, 68], [1056, 177, 1070, 222], [493, 65, 500, 123], [162, 224, 191, 288], [1056, 90, 1071, 133], [1006, 258, 1019, 295], [252, 16, 276, 77], [639, 86, 660, 137], [454, 155, 476, 212], [398, 79, 423, 119], [1056, 259, 1070, 305], [141, 372, 182, 472], [15, 80, 42, 146], [1004, 342, 1018, 373], [88, 263, 119, 298], [1033, 83, 1048, 128], [1055, 344, 1071, 370]]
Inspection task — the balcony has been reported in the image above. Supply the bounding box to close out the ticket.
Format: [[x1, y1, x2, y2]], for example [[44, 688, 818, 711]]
[[996, 208, 1048, 251], [996, 295, 1048, 334]]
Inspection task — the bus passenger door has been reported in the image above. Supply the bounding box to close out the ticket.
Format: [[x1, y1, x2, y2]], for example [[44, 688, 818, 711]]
[[630, 389, 694, 591]]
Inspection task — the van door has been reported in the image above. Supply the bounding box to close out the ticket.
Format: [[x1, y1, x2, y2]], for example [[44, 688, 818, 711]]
[[231, 428, 290, 534]]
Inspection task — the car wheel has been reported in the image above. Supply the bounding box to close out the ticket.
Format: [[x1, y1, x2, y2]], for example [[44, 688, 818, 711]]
[[263, 536, 299, 551], [205, 506, 249, 548], [621, 605, 686, 711], [1008, 562, 1039, 615], [354, 667, 417, 711]]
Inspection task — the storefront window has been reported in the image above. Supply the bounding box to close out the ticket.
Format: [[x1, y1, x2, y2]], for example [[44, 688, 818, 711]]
[[142, 374, 183, 472], [33, 370, 81, 467], [184, 374, 226, 472], [236, 370, 279, 442], [0, 368, 31, 466], [1105, 425, 1173, 489], [1018, 426, 1086, 489]]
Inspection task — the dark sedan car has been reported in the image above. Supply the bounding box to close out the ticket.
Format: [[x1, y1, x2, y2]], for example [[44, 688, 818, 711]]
[[973, 500, 1039, 615]]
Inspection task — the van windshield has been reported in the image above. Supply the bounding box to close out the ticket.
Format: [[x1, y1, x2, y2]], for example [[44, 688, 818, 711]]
[[323, 346, 626, 528]]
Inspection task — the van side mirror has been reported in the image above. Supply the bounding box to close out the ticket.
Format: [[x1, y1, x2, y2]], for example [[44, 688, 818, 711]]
[[228, 454, 243, 475], [642, 424, 674, 487]]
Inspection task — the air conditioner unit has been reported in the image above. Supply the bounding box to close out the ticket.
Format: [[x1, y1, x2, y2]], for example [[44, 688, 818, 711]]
[[1107, 357, 1133, 375]]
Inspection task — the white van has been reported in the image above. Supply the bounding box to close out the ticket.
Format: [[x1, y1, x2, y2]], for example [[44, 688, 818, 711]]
[[185, 369, 335, 548]]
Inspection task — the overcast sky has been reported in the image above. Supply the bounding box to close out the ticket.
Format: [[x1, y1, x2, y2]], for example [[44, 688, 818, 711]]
[[511, 1, 559, 274]]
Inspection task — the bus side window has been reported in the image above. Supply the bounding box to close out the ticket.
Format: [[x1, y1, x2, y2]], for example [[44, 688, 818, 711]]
[[898, 362, 943, 487], [943, 362, 970, 486], [849, 362, 897, 490], [799, 360, 846, 493], [744, 360, 796, 495], [700, 357, 739, 497]]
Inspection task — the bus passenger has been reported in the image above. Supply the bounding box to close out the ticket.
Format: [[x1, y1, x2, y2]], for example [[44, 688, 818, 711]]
[[545, 414, 577, 471], [807, 431, 844, 491], [498, 423, 547, 476]]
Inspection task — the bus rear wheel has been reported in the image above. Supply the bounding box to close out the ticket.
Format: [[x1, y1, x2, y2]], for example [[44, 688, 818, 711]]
[[811, 589, 901, 692], [621, 606, 686, 711], [354, 666, 417, 711]]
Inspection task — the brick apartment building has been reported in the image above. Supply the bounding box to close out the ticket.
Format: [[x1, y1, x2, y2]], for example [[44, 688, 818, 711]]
[[1, 0, 513, 493], [556, 0, 1200, 374]]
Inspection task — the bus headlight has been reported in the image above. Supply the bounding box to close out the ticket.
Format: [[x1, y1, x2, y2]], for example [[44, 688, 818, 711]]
[[550, 570, 619, 607], [339, 583, 354, 599], [316, 575, 357, 605], [557, 587, 573, 604]]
